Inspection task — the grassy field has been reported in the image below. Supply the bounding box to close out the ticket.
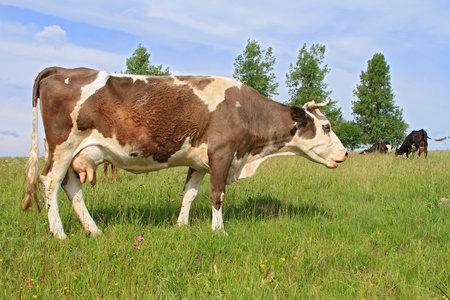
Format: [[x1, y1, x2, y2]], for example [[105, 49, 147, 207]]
[[0, 151, 449, 299]]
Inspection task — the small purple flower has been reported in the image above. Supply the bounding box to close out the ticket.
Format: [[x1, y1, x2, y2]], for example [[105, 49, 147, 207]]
[[170, 199, 175, 203], [178, 193, 183, 197], [132, 242, 137, 247], [137, 236, 144, 241], [135, 245, 141, 250]]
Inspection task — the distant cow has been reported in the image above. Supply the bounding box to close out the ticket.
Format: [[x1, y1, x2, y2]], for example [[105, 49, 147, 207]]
[[395, 129, 447, 158], [360, 141, 393, 154], [22, 67, 347, 239]]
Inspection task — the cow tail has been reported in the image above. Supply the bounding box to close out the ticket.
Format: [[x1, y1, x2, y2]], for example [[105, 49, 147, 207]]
[[428, 136, 447, 142], [22, 94, 40, 212], [23, 68, 59, 212], [22, 70, 51, 212]]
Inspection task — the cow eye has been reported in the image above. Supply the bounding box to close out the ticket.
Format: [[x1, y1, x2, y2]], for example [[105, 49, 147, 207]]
[[322, 124, 330, 134]]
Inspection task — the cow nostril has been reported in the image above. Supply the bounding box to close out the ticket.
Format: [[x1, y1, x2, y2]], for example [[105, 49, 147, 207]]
[[345, 151, 349, 158]]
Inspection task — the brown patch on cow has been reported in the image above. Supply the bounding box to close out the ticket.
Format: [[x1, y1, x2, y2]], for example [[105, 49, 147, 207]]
[[175, 76, 214, 90], [77, 75, 211, 162], [207, 85, 299, 160], [290, 106, 316, 139], [297, 118, 316, 139]]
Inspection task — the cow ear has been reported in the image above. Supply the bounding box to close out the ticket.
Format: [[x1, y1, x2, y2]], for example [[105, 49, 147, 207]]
[[290, 106, 307, 123]]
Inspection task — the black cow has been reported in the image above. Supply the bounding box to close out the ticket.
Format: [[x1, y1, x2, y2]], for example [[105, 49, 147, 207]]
[[360, 141, 393, 154], [396, 129, 447, 158], [396, 129, 428, 158]]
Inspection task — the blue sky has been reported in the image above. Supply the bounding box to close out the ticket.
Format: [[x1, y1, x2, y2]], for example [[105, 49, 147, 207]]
[[0, 1, 449, 156]]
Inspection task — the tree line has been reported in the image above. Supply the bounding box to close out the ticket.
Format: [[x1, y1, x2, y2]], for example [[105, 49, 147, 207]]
[[124, 41, 409, 150]]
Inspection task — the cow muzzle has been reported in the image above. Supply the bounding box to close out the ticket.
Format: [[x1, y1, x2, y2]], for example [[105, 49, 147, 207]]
[[328, 150, 348, 168]]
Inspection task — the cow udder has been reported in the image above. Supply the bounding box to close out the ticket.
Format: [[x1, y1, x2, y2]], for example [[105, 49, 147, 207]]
[[71, 146, 105, 186]]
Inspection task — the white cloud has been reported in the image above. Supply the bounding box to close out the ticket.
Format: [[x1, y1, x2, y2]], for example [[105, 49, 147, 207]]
[[35, 25, 68, 44]]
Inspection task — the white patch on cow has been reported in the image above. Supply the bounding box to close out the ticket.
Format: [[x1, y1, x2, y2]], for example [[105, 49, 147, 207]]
[[65, 78, 69, 84], [236, 152, 296, 181], [111, 73, 151, 83], [80, 71, 110, 103], [172, 76, 242, 112], [194, 77, 242, 111], [386, 144, 393, 152], [71, 130, 165, 174], [167, 138, 209, 170], [71, 134, 210, 176], [235, 101, 241, 108], [226, 146, 297, 184], [171, 76, 184, 86]]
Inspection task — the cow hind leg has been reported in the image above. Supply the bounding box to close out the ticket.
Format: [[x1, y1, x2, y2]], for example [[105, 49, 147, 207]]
[[40, 167, 69, 239], [176, 168, 205, 226], [103, 163, 109, 180], [111, 164, 117, 181], [62, 167, 101, 236]]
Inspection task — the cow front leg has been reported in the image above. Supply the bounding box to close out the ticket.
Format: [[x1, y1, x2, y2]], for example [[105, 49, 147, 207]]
[[176, 168, 205, 226], [211, 193, 226, 233], [208, 152, 232, 234], [62, 168, 101, 236]]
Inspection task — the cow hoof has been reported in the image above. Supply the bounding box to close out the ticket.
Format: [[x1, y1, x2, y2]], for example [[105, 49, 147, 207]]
[[54, 232, 68, 240], [89, 230, 102, 237], [212, 228, 228, 236], [176, 220, 189, 227]]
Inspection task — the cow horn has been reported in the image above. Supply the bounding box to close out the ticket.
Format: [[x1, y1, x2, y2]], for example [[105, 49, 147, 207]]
[[306, 97, 331, 111]]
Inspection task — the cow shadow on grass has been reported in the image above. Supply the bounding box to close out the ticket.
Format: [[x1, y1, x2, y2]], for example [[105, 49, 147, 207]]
[[86, 194, 330, 230]]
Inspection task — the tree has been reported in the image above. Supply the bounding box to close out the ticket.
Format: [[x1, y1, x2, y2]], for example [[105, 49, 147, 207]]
[[352, 53, 408, 146], [285, 43, 343, 126], [125, 43, 170, 75], [233, 39, 279, 98], [334, 120, 363, 150]]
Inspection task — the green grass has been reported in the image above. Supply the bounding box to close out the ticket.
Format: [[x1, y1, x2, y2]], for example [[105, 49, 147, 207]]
[[0, 152, 449, 299]]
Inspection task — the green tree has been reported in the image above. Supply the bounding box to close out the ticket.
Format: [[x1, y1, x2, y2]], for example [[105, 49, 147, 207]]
[[285, 43, 343, 126], [233, 39, 279, 98], [334, 120, 363, 150], [352, 53, 408, 145], [125, 43, 170, 75]]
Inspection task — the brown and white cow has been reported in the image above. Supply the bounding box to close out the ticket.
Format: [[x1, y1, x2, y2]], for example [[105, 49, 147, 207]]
[[23, 67, 348, 239]]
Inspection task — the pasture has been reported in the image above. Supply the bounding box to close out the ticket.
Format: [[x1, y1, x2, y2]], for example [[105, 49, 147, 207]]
[[0, 151, 449, 299]]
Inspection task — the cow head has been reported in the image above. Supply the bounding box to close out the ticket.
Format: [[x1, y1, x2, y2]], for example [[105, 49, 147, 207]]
[[287, 98, 348, 168]]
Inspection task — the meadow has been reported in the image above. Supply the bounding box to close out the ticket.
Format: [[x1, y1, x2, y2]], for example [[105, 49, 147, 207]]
[[0, 151, 449, 299]]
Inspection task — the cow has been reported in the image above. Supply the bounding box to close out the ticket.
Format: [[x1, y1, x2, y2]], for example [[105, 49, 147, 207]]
[[103, 162, 117, 181], [360, 140, 393, 155], [395, 129, 447, 158], [22, 67, 348, 239]]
